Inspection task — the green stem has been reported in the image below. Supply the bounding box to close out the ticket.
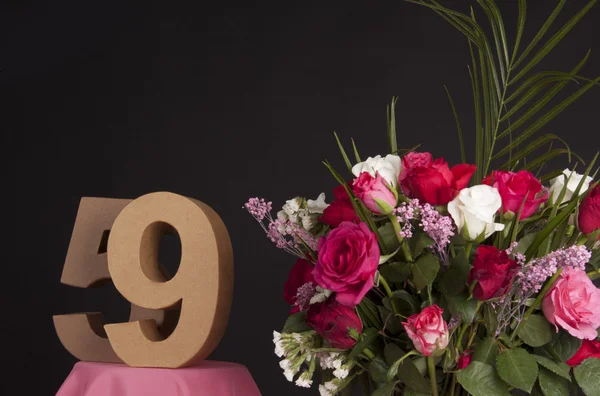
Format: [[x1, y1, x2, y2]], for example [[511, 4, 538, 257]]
[[587, 269, 600, 281], [456, 324, 469, 352], [449, 374, 457, 396], [427, 356, 439, 396], [511, 268, 563, 342], [363, 347, 376, 361], [465, 242, 473, 259], [389, 213, 413, 262], [442, 373, 451, 396], [380, 274, 400, 315]]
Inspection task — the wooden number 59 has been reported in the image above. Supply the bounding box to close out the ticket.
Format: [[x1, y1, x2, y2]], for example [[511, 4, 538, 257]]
[[54, 192, 233, 368]]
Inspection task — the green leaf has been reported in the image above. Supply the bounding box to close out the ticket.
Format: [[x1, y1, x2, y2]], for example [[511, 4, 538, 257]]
[[437, 249, 471, 296], [379, 223, 400, 252], [518, 314, 553, 347], [372, 381, 397, 396], [448, 293, 479, 324], [379, 262, 411, 283], [388, 290, 420, 317], [409, 230, 435, 258], [384, 343, 405, 366], [333, 132, 353, 173], [534, 355, 571, 379], [282, 312, 311, 333], [538, 367, 570, 396], [457, 361, 510, 396], [378, 306, 404, 334], [348, 327, 379, 360], [404, 391, 430, 396], [496, 348, 539, 393], [510, 0, 597, 85], [357, 297, 384, 330], [574, 358, 600, 396], [473, 337, 499, 366], [351, 138, 361, 163], [551, 331, 582, 362], [445, 85, 466, 164], [510, 0, 527, 64], [387, 97, 398, 155], [397, 358, 431, 393], [369, 356, 390, 384], [411, 252, 440, 290], [379, 247, 400, 265]]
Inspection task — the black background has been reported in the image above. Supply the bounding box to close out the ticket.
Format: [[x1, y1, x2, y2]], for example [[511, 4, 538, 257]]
[[1, 1, 599, 395]]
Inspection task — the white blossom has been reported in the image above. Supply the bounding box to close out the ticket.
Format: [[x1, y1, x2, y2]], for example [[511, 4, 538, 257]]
[[309, 286, 333, 305], [319, 385, 335, 396], [549, 169, 594, 204], [307, 193, 329, 214], [284, 369, 295, 382], [352, 154, 402, 187], [279, 359, 292, 370], [448, 185, 505, 241]]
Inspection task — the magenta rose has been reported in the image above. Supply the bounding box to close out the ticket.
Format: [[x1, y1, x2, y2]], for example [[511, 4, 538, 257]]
[[283, 259, 314, 313], [482, 170, 548, 220], [306, 299, 363, 350], [566, 339, 600, 366], [352, 172, 397, 214], [320, 185, 360, 227], [402, 305, 449, 356], [469, 245, 519, 301], [578, 184, 600, 239], [399, 152, 476, 206], [313, 221, 380, 307], [542, 268, 600, 340]]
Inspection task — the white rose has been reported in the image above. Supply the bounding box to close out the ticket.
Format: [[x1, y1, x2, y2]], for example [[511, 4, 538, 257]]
[[448, 185, 505, 241], [307, 193, 329, 214], [549, 169, 593, 204], [351, 154, 401, 187]]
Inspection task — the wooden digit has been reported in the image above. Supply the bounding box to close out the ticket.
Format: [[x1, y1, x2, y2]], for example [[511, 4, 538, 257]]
[[53, 197, 178, 363], [105, 192, 234, 368]]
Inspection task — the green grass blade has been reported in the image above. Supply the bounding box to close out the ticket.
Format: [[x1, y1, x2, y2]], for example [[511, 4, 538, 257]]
[[510, 0, 597, 85], [333, 132, 353, 173], [540, 169, 565, 184], [512, 0, 566, 70], [500, 134, 560, 169], [484, 0, 510, 68], [493, 75, 600, 160], [477, 0, 507, 85], [511, 0, 527, 66], [387, 97, 398, 155], [499, 51, 590, 140], [444, 86, 467, 164], [521, 149, 571, 173], [351, 139, 361, 163]]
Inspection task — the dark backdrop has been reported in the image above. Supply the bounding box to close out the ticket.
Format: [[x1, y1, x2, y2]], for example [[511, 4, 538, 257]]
[[1, 1, 599, 395]]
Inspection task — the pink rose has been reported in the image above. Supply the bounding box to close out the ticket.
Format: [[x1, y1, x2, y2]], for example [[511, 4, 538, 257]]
[[283, 259, 314, 313], [578, 184, 600, 239], [313, 221, 380, 307], [482, 170, 548, 220], [352, 172, 397, 214], [402, 305, 449, 356], [306, 299, 363, 350], [542, 268, 600, 340], [399, 152, 476, 206]]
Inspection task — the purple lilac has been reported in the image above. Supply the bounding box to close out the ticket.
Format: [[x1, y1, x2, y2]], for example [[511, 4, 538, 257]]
[[294, 282, 317, 311]]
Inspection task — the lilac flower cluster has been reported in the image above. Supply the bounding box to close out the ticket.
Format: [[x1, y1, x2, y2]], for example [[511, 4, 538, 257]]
[[395, 199, 419, 238], [245, 197, 317, 258], [294, 282, 317, 311], [517, 245, 591, 293]]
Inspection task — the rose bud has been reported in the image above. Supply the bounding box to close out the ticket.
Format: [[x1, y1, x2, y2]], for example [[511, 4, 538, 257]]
[[352, 172, 397, 214], [306, 299, 363, 350], [578, 184, 600, 240], [313, 221, 380, 307], [482, 170, 548, 220], [566, 339, 600, 366], [457, 351, 473, 369], [402, 305, 449, 356], [542, 268, 600, 340], [468, 245, 518, 301]]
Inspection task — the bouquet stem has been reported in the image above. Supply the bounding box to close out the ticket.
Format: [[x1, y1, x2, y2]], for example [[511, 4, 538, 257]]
[[427, 356, 439, 396]]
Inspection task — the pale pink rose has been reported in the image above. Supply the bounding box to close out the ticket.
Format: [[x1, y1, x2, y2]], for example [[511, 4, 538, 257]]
[[402, 305, 449, 356], [352, 172, 397, 214], [542, 268, 600, 340]]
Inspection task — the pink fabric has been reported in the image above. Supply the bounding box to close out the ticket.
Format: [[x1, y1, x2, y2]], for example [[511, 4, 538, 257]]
[[56, 361, 262, 396]]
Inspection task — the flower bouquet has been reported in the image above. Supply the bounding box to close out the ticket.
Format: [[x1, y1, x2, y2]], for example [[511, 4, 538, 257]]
[[246, 1, 600, 395]]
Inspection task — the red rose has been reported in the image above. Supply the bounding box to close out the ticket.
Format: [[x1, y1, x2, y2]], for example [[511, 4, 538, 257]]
[[578, 185, 600, 239], [320, 185, 360, 227], [482, 170, 548, 220], [566, 339, 600, 366], [457, 351, 473, 369], [283, 259, 314, 313], [306, 299, 363, 350], [352, 172, 397, 214], [399, 152, 476, 205], [468, 245, 518, 301]]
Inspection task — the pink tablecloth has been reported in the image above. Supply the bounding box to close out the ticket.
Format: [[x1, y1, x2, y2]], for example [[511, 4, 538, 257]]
[[56, 361, 262, 396]]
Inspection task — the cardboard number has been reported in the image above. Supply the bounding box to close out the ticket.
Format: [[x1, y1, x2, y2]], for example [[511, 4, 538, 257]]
[[105, 192, 233, 368]]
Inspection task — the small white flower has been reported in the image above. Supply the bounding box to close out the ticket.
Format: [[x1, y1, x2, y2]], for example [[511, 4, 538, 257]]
[[324, 380, 339, 391], [283, 198, 302, 223], [300, 212, 317, 231], [284, 369, 296, 382], [332, 357, 344, 369], [307, 193, 329, 214], [549, 169, 594, 204], [319, 385, 334, 396], [448, 185, 505, 241], [274, 342, 285, 358], [352, 154, 402, 187], [279, 359, 292, 370], [293, 333, 303, 343], [273, 331, 281, 343], [333, 367, 349, 379], [295, 372, 314, 388], [309, 286, 333, 305], [277, 210, 288, 221]]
